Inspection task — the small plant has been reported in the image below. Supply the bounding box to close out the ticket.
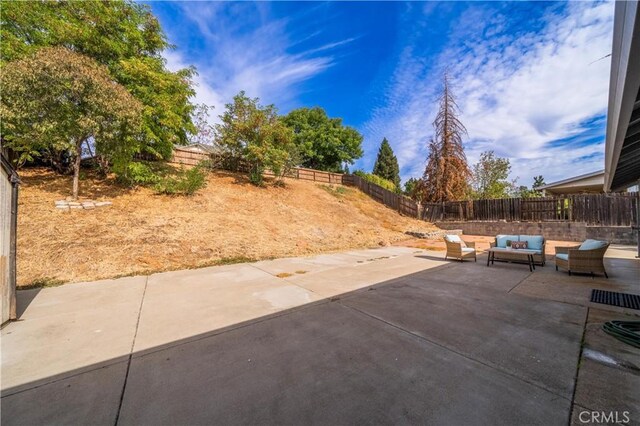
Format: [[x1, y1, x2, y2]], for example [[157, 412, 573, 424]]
[[320, 184, 348, 197], [154, 166, 207, 196]]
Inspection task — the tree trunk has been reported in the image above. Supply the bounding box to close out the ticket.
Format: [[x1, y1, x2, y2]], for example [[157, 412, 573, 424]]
[[72, 141, 82, 200]]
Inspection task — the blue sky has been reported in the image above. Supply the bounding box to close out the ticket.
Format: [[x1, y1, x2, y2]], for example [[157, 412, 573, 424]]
[[150, 1, 614, 187]]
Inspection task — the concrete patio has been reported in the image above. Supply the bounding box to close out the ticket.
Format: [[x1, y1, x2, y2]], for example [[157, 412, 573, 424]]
[[1, 245, 638, 425]]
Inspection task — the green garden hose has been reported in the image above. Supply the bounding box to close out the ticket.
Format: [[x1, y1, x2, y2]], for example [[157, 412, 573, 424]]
[[602, 321, 640, 349]]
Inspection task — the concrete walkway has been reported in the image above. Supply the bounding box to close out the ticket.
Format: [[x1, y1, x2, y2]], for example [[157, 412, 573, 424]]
[[1, 246, 638, 425]]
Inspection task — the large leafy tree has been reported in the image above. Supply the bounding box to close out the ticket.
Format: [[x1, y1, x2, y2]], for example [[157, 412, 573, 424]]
[[420, 74, 471, 202], [1, 47, 142, 199], [373, 138, 401, 189], [282, 107, 363, 172], [215, 92, 296, 186], [1, 0, 195, 160], [470, 151, 516, 199]]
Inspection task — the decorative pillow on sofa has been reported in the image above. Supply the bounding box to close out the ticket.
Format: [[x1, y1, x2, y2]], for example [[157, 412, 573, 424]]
[[496, 235, 520, 248], [511, 241, 528, 249], [519, 235, 544, 251]]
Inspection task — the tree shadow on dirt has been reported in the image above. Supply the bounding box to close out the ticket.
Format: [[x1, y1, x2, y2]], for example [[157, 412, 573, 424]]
[[18, 166, 134, 200]]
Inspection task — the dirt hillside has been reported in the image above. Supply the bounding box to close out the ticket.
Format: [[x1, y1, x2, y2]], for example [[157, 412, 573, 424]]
[[17, 168, 437, 286]]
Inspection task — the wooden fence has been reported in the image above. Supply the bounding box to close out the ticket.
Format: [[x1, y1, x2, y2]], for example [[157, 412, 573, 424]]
[[170, 148, 345, 184], [163, 148, 640, 226], [167, 147, 421, 218], [169, 147, 210, 166], [347, 175, 420, 217], [422, 193, 638, 226]]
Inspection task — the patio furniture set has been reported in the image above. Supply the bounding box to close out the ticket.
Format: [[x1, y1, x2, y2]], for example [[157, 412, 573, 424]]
[[443, 234, 610, 277]]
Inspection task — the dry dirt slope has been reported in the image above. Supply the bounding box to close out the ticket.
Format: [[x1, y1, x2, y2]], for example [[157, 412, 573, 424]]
[[17, 168, 437, 286]]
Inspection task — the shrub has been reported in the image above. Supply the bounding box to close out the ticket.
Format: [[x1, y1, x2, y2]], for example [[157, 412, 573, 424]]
[[119, 162, 161, 185], [154, 166, 207, 196], [215, 92, 296, 186], [353, 170, 397, 192]]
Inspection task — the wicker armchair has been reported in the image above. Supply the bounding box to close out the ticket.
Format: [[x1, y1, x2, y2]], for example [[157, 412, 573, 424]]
[[444, 236, 476, 262], [555, 241, 610, 278]]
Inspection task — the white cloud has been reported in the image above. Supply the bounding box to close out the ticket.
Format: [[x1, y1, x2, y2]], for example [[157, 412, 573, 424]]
[[162, 2, 353, 125], [362, 1, 614, 187]]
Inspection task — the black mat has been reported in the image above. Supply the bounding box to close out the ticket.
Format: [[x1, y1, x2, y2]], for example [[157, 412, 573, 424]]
[[591, 289, 640, 310]]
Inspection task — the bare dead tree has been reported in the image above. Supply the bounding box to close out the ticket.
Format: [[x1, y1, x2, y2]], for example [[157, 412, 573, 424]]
[[420, 73, 471, 202]]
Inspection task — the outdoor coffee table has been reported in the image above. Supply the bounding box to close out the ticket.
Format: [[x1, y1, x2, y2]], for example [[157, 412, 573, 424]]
[[486, 247, 538, 272]]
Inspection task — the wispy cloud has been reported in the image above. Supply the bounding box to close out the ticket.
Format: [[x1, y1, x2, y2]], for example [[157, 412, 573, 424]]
[[161, 2, 355, 122], [361, 1, 614, 186]]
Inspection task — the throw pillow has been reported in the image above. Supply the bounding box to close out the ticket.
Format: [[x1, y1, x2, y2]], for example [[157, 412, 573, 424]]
[[511, 241, 528, 250]]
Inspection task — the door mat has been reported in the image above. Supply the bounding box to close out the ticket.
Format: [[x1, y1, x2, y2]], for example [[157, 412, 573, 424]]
[[591, 289, 640, 310]]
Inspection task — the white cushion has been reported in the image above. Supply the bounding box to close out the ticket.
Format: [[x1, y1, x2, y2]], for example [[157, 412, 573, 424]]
[[444, 234, 462, 243], [462, 247, 475, 253]]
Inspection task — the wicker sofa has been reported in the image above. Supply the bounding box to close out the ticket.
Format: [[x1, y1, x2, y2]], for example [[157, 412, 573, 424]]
[[555, 240, 610, 278], [489, 234, 546, 266], [443, 235, 477, 262]]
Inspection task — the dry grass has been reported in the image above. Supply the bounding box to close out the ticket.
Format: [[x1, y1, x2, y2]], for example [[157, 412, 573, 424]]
[[17, 167, 437, 287]]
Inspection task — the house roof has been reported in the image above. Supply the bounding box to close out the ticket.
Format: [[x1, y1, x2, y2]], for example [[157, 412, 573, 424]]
[[604, 1, 640, 192], [538, 170, 604, 193]]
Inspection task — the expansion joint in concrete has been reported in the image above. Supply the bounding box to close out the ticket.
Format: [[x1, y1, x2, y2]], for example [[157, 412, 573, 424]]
[[114, 275, 149, 426], [568, 307, 590, 426]]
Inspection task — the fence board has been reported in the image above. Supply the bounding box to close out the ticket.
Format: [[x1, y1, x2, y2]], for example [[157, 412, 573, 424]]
[[432, 193, 637, 226]]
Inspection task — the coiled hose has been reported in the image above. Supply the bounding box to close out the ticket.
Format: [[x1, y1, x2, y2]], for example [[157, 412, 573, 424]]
[[603, 321, 640, 349]]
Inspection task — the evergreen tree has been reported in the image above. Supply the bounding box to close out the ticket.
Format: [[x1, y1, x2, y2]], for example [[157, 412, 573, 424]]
[[533, 175, 546, 190], [420, 74, 471, 202], [372, 138, 401, 189]]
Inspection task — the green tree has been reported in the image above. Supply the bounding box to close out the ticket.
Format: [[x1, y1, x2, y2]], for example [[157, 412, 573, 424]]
[[1, 47, 142, 199], [470, 151, 515, 199], [282, 107, 363, 172], [1, 0, 195, 160], [515, 175, 546, 198], [403, 177, 423, 201], [421, 74, 471, 202], [533, 175, 546, 190], [215, 92, 296, 186], [373, 138, 401, 189]]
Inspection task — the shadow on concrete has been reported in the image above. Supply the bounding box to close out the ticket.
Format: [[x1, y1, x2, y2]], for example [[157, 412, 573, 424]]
[[2, 253, 638, 425], [14, 288, 41, 319]]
